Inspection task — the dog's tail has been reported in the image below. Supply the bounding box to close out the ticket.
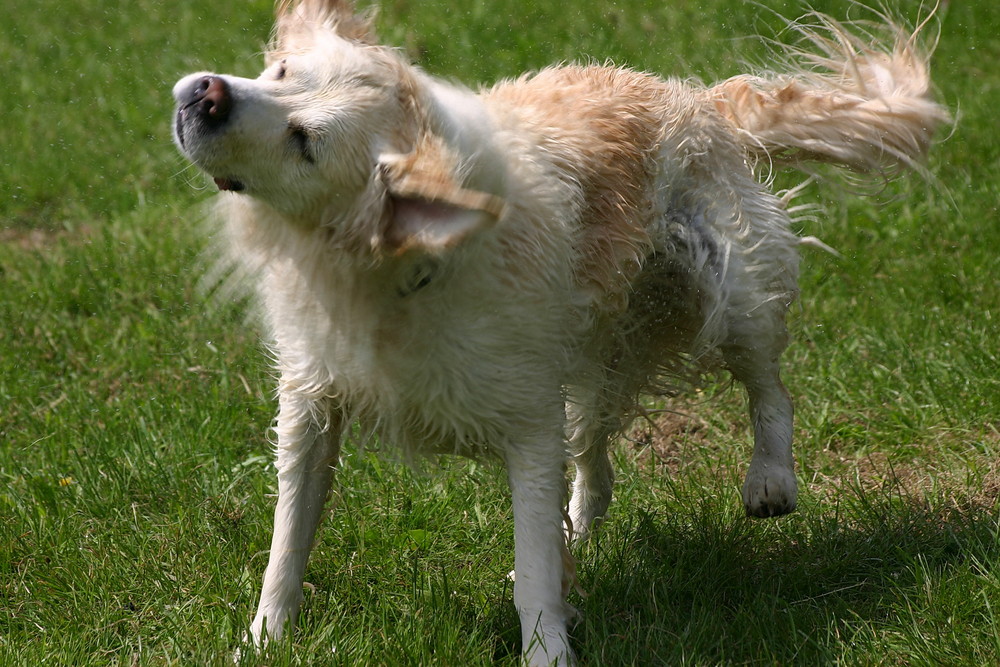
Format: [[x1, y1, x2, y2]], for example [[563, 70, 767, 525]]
[[711, 10, 951, 176]]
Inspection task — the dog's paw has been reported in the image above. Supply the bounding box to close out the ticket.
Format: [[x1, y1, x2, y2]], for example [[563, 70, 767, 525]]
[[566, 500, 609, 545], [742, 464, 797, 518], [234, 625, 267, 664], [523, 631, 576, 667], [235, 612, 279, 662], [566, 481, 612, 544]]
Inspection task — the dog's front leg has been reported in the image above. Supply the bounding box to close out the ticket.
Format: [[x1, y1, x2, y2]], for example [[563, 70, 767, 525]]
[[506, 438, 576, 666], [248, 391, 342, 647]]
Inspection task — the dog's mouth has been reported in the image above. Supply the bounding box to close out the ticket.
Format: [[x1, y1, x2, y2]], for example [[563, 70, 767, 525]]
[[213, 177, 246, 192], [173, 109, 245, 192]]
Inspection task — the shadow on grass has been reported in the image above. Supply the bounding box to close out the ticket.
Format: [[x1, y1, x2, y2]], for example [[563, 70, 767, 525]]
[[553, 483, 1000, 665], [222, 458, 1000, 665]]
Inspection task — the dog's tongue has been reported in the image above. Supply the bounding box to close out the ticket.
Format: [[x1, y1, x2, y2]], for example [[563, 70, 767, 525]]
[[214, 177, 245, 192]]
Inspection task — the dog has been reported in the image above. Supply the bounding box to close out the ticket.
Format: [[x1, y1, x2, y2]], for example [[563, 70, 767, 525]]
[[171, 1, 948, 663]]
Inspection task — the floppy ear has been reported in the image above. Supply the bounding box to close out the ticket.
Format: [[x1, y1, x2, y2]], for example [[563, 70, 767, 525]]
[[377, 135, 506, 255], [273, 0, 376, 54]]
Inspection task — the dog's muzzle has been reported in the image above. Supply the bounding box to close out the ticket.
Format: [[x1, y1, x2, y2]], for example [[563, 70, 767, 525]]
[[173, 75, 245, 192]]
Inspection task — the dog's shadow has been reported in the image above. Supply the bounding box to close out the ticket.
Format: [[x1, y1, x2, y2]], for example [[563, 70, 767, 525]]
[[488, 479, 1000, 664]]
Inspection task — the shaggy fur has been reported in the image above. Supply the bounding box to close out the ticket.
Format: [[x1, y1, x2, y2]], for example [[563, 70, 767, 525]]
[[171, 2, 948, 663]]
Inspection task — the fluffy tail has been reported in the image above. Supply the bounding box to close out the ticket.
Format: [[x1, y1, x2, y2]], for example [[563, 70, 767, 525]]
[[711, 9, 951, 175]]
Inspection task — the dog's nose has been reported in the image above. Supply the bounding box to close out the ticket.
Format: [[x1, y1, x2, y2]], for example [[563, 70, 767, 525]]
[[180, 75, 232, 124]]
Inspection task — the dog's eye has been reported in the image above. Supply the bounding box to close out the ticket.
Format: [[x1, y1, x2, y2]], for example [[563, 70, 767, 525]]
[[289, 126, 315, 164], [275, 60, 288, 80]]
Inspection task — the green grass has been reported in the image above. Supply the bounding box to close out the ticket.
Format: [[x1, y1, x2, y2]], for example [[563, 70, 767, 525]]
[[2, 0, 999, 664]]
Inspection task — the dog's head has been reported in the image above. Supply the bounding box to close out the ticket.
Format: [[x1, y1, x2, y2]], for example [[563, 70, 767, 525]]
[[172, 0, 505, 253]]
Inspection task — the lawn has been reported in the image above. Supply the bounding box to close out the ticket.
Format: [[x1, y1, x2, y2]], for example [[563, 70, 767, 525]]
[[2, 0, 999, 664]]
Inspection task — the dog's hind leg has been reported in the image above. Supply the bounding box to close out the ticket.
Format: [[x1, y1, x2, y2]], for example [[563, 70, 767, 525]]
[[247, 391, 343, 647], [723, 331, 797, 518], [565, 401, 616, 543]]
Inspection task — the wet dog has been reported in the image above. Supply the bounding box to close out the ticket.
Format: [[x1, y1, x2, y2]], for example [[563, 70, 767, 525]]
[[172, 2, 947, 663]]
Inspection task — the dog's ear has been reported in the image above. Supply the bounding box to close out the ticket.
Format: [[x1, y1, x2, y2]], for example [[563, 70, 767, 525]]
[[377, 136, 505, 254], [273, 0, 376, 52]]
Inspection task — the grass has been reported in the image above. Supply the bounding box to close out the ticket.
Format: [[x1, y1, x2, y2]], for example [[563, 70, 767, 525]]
[[2, 0, 999, 664]]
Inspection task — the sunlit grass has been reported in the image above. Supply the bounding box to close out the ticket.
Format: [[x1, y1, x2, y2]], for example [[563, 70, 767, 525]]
[[2, 0, 999, 664]]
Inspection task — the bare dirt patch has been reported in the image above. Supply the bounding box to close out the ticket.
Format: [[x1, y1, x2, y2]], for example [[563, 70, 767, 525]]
[[805, 427, 1000, 521], [623, 395, 746, 474], [0, 225, 93, 251]]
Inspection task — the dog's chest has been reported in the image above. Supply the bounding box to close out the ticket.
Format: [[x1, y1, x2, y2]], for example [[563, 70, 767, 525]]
[[267, 255, 560, 454]]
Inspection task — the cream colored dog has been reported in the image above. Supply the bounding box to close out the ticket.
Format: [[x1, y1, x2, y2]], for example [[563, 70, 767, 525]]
[[172, 2, 947, 663]]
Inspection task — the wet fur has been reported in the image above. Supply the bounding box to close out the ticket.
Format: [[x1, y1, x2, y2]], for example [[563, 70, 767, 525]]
[[171, 2, 947, 664]]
